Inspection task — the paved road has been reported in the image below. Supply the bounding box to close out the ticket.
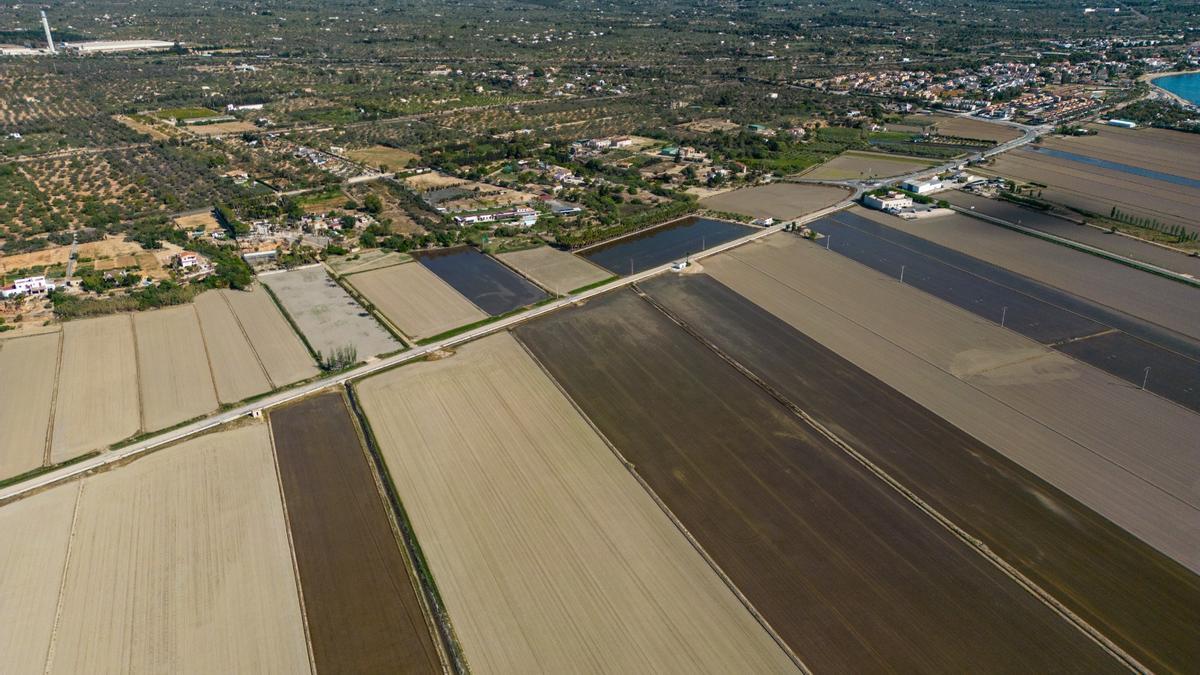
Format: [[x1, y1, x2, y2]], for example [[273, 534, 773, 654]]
[[2, 209, 856, 502]]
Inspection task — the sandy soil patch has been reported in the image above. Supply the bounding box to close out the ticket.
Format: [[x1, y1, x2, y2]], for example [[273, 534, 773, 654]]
[[357, 333, 798, 674], [45, 423, 311, 673], [403, 172, 467, 191], [193, 291, 272, 404], [113, 114, 169, 140], [700, 182, 851, 220], [801, 151, 933, 180], [174, 211, 221, 234], [221, 286, 319, 387], [50, 315, 140, 462], [186, 120, 259, 136], [0, 237, 143, 275], [133, 306, 219, 431], [346, 145, 419, 170], [0, 482, 78, 674], [496, 245, 611, 293], [0, 331, 59, 478], [347, 262, 485, 340], [679, 118, 742, 133], [931, 115, 1022, 143]]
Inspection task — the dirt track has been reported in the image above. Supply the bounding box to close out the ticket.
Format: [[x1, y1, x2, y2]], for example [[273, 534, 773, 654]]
[[515, 290, 1121, 673], [270, 392, 441, 674]]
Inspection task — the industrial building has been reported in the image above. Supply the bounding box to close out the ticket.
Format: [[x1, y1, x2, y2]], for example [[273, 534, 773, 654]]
[[901, 177, 945, 194], [1, 11, 175, 56], [863, 191, 914, 212]]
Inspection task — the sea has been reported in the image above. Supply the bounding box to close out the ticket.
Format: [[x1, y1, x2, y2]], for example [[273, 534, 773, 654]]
[[1153, 72, 1200, 106]]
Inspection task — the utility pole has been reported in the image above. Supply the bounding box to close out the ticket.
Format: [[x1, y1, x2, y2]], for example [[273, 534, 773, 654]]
[[1001, 306, 1008, 328], [900, 265, 905, 283], [1142, 366, 1151, 391]]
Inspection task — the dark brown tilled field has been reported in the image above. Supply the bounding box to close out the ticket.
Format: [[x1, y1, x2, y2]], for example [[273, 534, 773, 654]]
[[640, 272, 1200, 674], [514, 290, 1123, 673], [270, 392, 442, 674]]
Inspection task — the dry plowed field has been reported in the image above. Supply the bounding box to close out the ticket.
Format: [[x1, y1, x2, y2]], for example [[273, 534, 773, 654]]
[[222, 286, 320, 387], [801, 151, 932, 180], [701, 235, 1200, 570], [0, 482, 78, 674], [1, 423, 310, 673], [262, 266, 400, 359], [1043, 126, 1200, 181], [270, 392, 442, 673], [133, 306, 219, 431], [988, 148, 1200, 232], [641, 272, 1200, 673], [194, 291, 272, 404], [932, 115, 1022, 143], [357, 333, 798, 674], [0, 332, 60, 478], [496, 246, 611, 294], [50, 315, 140, 462], [347, 262, 487, 340], [699, 182, 851, 221], [514, 291, 1121, 673]]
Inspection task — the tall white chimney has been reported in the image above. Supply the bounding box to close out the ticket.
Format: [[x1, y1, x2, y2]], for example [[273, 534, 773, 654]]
[[41, 10, 55, 53]]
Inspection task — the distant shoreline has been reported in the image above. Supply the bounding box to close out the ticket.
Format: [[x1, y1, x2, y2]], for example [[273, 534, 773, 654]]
[[1142, 70, 1200, 107]]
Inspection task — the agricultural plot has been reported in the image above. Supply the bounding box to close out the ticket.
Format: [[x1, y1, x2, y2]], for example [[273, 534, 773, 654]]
[[699, 182, 850, 221], [262, 266, 400, 360], [931, 115, 1023, 143], [416, 247, 547, 315], [581, 217, 753, 275], [222, 286, 320, 387], [194, 291, 272, 404], [346, 145, 419, 170], [133, 306, 219, 431], [270, 392, 441, 674], [641, 272, 1200, 673], [800, 150, 932, 180], [347, 262, 487, 340], [987, 147, 1200, 233], [357, 334, 798, 674], [495, 245, 611, 294], [514, 291, 1120, 673], [0, 331, 59, 479], [943, 191, 1200, 277], [702, 234, 1200, 572], [51, 315, 140, 462], [327, 248, 413, 276], [857, 208, 1200, 339], [811, 210, 1200, 411], [1043, 125, 1200, 181], [0, 483, 77, 675], [45, 423, 311, 673]]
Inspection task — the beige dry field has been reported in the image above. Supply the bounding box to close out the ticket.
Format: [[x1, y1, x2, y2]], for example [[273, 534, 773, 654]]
[[706, 234, 1200, 571], [357, 333, 798, 674], [0, 482, 78, 674], [987, 148, 1200, 231], [699, 182, 851, 221], [801, 151, 933, 180], [327, 248, 413, 276], [186, 120, 259, 136], [678, 118, 741, 133], [44, 423, 311, 673], [346, 145, 419, 170], [174, 211, 222, 234], [193, 291, 272, 404], [51, 315, 140, 462], [347, 262, 486, 340], [404, 171, 467, 191], [0, 331, 59, 478], [222, 285, 319, 387], [496, 246, 611, 293], [931, 115, 1023, 143], [133, 306, 219, 430], [113, 114, 170, 140], [438, 184, 538, 212], [1044, 126, 1200, 181]]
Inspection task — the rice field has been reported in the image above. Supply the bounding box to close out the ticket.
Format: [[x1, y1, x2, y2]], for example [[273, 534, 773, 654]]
[[357, 333, 798, 674], [50, 315, 140, 463], [46, 423, 311, 673], [346, 262, 487, 340], [0, 331, 60, 478], [262, 266, 401, 359], [496, 245, 614, 294], [698, 182, 851, 221], [133, 306, 219, 431], [222, 285, 320, 387], [194, 291, 272, 404], [931, 115, 1022, 143], [801, 151, 933, 180]]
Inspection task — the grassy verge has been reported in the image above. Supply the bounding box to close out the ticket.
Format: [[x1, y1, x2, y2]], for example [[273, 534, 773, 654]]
[[569, 275, 619, 295], [344, 384, 468, 674], [0, 451, 100, 491]]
